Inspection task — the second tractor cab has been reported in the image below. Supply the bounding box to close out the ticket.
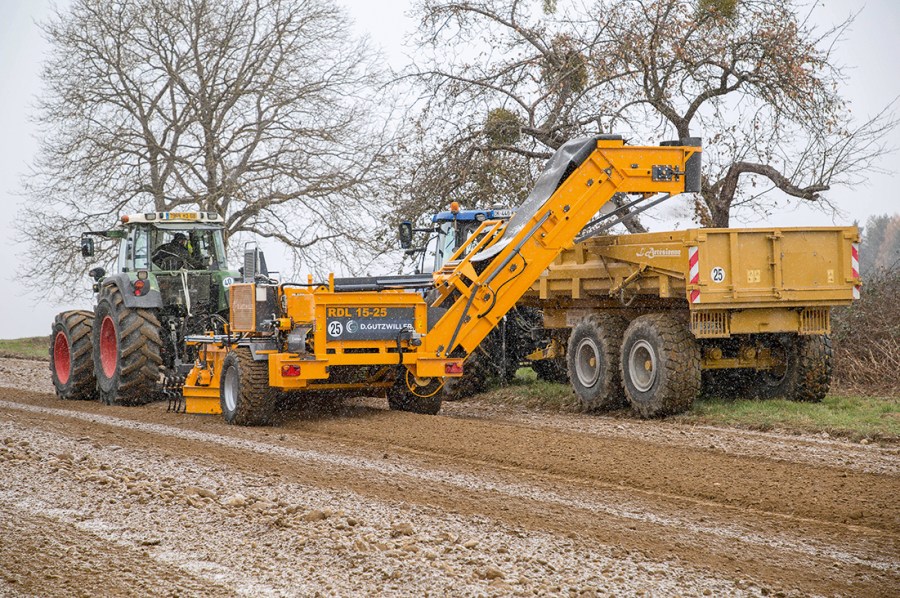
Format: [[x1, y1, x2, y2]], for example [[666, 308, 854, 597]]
[[400, 203, 515, 273], [51, 211, 240, 407]]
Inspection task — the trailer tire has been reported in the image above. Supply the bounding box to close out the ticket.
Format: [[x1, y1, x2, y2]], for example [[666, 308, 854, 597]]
[[388, 371, 442, 415], [92, 286, 163, 405], [566, 314, 628, 410], [220, 349, 276, 425], [620, 314, 700, 418], [50, 310, 96, 400], [754, 334, 832, 403]]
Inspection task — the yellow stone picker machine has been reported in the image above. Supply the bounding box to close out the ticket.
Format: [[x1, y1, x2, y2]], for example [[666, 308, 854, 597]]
[[180, 135, 702, 424]]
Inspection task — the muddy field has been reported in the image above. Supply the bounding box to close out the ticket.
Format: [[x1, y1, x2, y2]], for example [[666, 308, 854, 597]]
[[0, 357, 897, 596]]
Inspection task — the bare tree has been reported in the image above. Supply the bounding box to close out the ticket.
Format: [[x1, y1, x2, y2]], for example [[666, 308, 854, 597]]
[[606, 0, 897, 226], [393, 0, 641, 229], [397, 0, 896, 229], [21, 0, 394, 292]]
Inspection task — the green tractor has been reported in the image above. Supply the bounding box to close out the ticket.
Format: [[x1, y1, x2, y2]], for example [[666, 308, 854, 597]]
[[49, 211, 240, 406]]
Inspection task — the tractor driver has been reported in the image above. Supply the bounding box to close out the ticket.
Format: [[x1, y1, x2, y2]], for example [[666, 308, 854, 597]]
[[152, 232, 201, 270]]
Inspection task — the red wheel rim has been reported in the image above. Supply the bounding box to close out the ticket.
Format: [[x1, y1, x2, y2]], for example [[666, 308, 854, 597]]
[[53, 331, 71, 384], [99, 316, 118, 379]]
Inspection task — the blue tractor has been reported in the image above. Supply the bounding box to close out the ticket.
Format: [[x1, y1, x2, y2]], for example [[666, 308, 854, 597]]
[[400, 204, 554, 399]]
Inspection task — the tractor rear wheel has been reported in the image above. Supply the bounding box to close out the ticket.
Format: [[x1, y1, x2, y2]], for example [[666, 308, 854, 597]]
[[753, 334, 832, 402], [620, 313, 700, 418], [92, 285, 163, 405], [220, 349, 276, 425], [49, 310, 96, 400], [389, 370, 442, 415], [566, 313, 628, 410]]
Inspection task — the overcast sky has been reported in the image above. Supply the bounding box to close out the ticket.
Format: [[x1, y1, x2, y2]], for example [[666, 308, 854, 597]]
[[0, 0, 898, 338]]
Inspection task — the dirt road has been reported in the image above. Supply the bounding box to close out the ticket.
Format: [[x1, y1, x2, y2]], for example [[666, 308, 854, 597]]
[[1, 357, 897, 596]]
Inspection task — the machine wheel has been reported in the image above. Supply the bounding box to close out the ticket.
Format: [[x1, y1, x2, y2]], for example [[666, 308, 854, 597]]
[[49, 310, 96, 400], [442, 348, 490, 401], [620, 314, 700, 418], [566, 314, 628, 410], [220, 349, 276, 426], [388, 370, 442, 415], [92, 285, 163, 405], [754, 334, 832, 403]]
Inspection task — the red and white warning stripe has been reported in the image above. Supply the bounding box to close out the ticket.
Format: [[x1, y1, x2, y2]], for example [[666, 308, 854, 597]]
[[851, 242, 860, 299], [688, 246, 700, 304]]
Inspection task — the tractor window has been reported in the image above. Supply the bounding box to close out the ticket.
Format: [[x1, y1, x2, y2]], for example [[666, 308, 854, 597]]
[[150, 227, 227, 271], [188, 229, 227, 270], [132, 228, 149, 270], [456, 222, 484, 255], [432, 223, 457, 272], [117, 237, 129, 273]]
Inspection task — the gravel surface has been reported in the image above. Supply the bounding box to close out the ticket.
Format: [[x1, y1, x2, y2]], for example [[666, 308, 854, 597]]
[[1, 357, 897, 596], [0, 357, 54, 394]]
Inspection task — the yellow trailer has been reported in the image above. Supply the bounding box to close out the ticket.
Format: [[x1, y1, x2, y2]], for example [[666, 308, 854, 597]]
[[181, 135, 703, 424], [521, 227, 861, 415]]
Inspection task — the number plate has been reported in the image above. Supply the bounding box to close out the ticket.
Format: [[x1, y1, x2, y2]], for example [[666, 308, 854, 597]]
[[169, 212, 198, 220], [325, 307, 415, 341]]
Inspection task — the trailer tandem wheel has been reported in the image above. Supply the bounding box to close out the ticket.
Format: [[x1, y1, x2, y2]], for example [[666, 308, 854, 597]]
[[566, 314, 628, 411], [220, 349, 277, 426], [620, 314, 700, 418], [753, 334, 832, 403]]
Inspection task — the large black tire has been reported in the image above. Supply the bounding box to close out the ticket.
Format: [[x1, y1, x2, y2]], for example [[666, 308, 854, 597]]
[[566, 313, 628, 410], [388, 370, 442, 415], [443, 321, 523, 401], [49, 310, 96, 401], [620, 314, 700, 418], [753, 334, 832, 402], [219, 349, 276, 425], [92, 285, 163, 405], [442, 349, 489, 401]]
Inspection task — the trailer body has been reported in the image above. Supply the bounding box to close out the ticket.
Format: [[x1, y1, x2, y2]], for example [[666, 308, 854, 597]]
[[520, 227, 859, 411], [529, 227, 860, 335]]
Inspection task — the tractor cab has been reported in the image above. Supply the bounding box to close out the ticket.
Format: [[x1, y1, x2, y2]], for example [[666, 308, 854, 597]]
[[117, 217, 228, 274], [81, 212, 235, 314], [401, 203, 514, 273]]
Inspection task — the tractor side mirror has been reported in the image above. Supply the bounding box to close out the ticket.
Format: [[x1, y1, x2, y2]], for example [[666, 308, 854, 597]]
[[88, 267, 106, 281], [398, 221, 413, 249], [81, 236, 95, 258]]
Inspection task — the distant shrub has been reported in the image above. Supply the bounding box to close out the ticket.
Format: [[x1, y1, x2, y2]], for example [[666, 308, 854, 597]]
[[831, 267, 900, 395]]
